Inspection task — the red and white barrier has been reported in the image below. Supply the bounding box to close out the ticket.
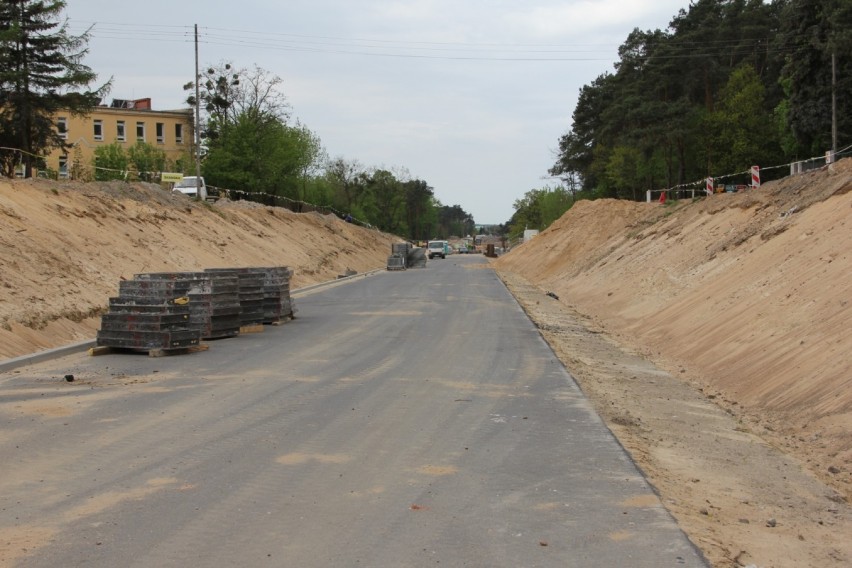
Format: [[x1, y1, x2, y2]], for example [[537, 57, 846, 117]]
[[706, 177, 714, 195], [751, 165, 760, 189]]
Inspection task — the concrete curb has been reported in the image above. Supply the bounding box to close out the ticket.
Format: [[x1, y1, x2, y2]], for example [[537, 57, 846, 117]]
[[0, 339, 97, 373], [0, 268, 388, 373], [290, 268, 385, 297]]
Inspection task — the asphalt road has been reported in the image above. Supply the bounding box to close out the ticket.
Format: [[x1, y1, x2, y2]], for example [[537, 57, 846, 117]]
[[0, 255, 707, 567]]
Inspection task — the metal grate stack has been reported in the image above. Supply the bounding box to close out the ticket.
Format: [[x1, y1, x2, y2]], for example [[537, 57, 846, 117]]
[[199, 271, 242, 338], [134, 272, 241, 339], [258, 266, 296, 324], [392, 242, 412, 258], [406, 247, 427, 268], [388, 243, 413, 271], [387, 254, 406, 270], [96, 276, 201, 351], [206, 267, 265, 327]]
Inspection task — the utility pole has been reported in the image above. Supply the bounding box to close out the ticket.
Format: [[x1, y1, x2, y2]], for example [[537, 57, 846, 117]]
[[832, 50, 837, 158], [194, 24, 202, 195]]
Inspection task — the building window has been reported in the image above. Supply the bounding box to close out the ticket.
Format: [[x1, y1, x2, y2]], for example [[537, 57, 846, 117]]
[[58, 155, 68, 178], [136, 121, 145, 142], [156, 122, 165, 144], [93, 120, 103, 141], [57, 117, 67, 140], [175, 123, 184, 144], [116, 121, 126, 142]]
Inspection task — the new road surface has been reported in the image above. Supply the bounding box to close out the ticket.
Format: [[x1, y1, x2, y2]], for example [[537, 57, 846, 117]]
[[0, 255, 707, 567]]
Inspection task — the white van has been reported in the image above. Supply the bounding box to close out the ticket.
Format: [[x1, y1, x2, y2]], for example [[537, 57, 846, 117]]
[[173, 176, 208, 200], [427, 240, 448, 259]]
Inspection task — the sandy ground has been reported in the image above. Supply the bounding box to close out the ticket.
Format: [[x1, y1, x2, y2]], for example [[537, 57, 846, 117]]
[[494, 158, 852, 567], [0, 179, 398, 359], [496, 271, 851, 567], [2, 164, 851, 567]]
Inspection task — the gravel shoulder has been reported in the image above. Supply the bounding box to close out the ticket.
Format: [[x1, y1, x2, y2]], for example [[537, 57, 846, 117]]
[[496, 268, 852, 568]]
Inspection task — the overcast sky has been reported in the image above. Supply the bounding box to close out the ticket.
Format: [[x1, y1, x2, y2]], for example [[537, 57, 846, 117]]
[[65, 0, 690, 224]]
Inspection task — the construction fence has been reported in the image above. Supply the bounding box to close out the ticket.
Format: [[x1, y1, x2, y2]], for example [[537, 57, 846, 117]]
[[646, 144, 852, 203], [1, 146, 374, 229]]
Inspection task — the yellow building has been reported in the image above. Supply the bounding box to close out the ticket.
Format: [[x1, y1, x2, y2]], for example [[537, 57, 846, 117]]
[[46, 98, 194, 179]]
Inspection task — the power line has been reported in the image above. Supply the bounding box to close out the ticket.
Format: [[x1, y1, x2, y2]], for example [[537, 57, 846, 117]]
[[65, 21, 817, 63]]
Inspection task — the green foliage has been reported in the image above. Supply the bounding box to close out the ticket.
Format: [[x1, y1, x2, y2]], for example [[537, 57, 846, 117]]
[[549, 0, 849, 200], [705, 64, 781, 173], [202, 113, 323, 202], [127, 142, 167, 182], [299, 175, 335, 208], [404, 179, 437, 241], [366, 169, 405, 234], [185, 63, 323, 205], [93, 142, 128, 181], [549, 73, 616, 191], [0, 0, 110, 177], [605, 146, 643, 200], [773, 77, 799, 158], [92, 141, 167, 182], [318, 162, 455, 240], [436, 204, 474, 239], [779, 0, 852, 154], [324, 157, 365, 213], [508, 186, 574, 239]]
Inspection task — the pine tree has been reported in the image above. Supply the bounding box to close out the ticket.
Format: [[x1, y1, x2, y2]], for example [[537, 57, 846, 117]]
[[779, 0, 852, 155], [0, 0, 109, 177]]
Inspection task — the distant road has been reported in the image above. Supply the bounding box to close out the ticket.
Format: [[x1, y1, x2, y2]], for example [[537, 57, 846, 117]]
[[0, 255, 706, 567]]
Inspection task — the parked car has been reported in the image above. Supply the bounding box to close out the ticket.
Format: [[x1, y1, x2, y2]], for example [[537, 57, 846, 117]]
[[173, 176, 208, 200]]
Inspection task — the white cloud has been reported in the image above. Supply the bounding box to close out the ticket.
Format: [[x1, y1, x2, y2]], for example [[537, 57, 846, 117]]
[[369, 0, 444, 23], [507, 0, 682, 40]]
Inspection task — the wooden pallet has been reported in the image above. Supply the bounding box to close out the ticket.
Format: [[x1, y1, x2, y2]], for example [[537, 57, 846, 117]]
[[89, 344, 210, 358], [264, 315, 295, 326], [238, 324, 264, 334]]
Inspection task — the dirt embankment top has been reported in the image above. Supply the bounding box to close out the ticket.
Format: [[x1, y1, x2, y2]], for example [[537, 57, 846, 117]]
[[496, 159, 852, 497], [0, 179, 399, 359]]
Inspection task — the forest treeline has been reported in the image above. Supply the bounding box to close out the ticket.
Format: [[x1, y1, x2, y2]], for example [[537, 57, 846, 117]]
[[507, 0, 851, 239]]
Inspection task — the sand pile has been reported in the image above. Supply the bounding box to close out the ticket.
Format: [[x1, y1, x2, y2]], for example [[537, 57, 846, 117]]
[[0, 179, 398, 359], [496, 158, 852, 498]]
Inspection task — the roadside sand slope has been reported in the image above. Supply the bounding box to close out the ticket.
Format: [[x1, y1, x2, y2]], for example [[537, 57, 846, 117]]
[[0, 179, 398, 359], [495, 159, 851, 502], [494, 160, 852, 567]]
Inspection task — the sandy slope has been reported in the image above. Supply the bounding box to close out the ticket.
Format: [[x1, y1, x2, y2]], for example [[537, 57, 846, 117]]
[[0, 179, 398, 359], [495, 159, 852, 566]]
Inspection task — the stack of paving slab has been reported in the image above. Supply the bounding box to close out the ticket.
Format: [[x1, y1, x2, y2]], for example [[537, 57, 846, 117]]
[[196, 271, 242, 338], [96, 275, 202, 351], [406, 246, 427, 268], [205, 268, 265, 328], [259, 266, 296, 324], [96, 266, 296, 354], [134, 271, 242, 340]]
